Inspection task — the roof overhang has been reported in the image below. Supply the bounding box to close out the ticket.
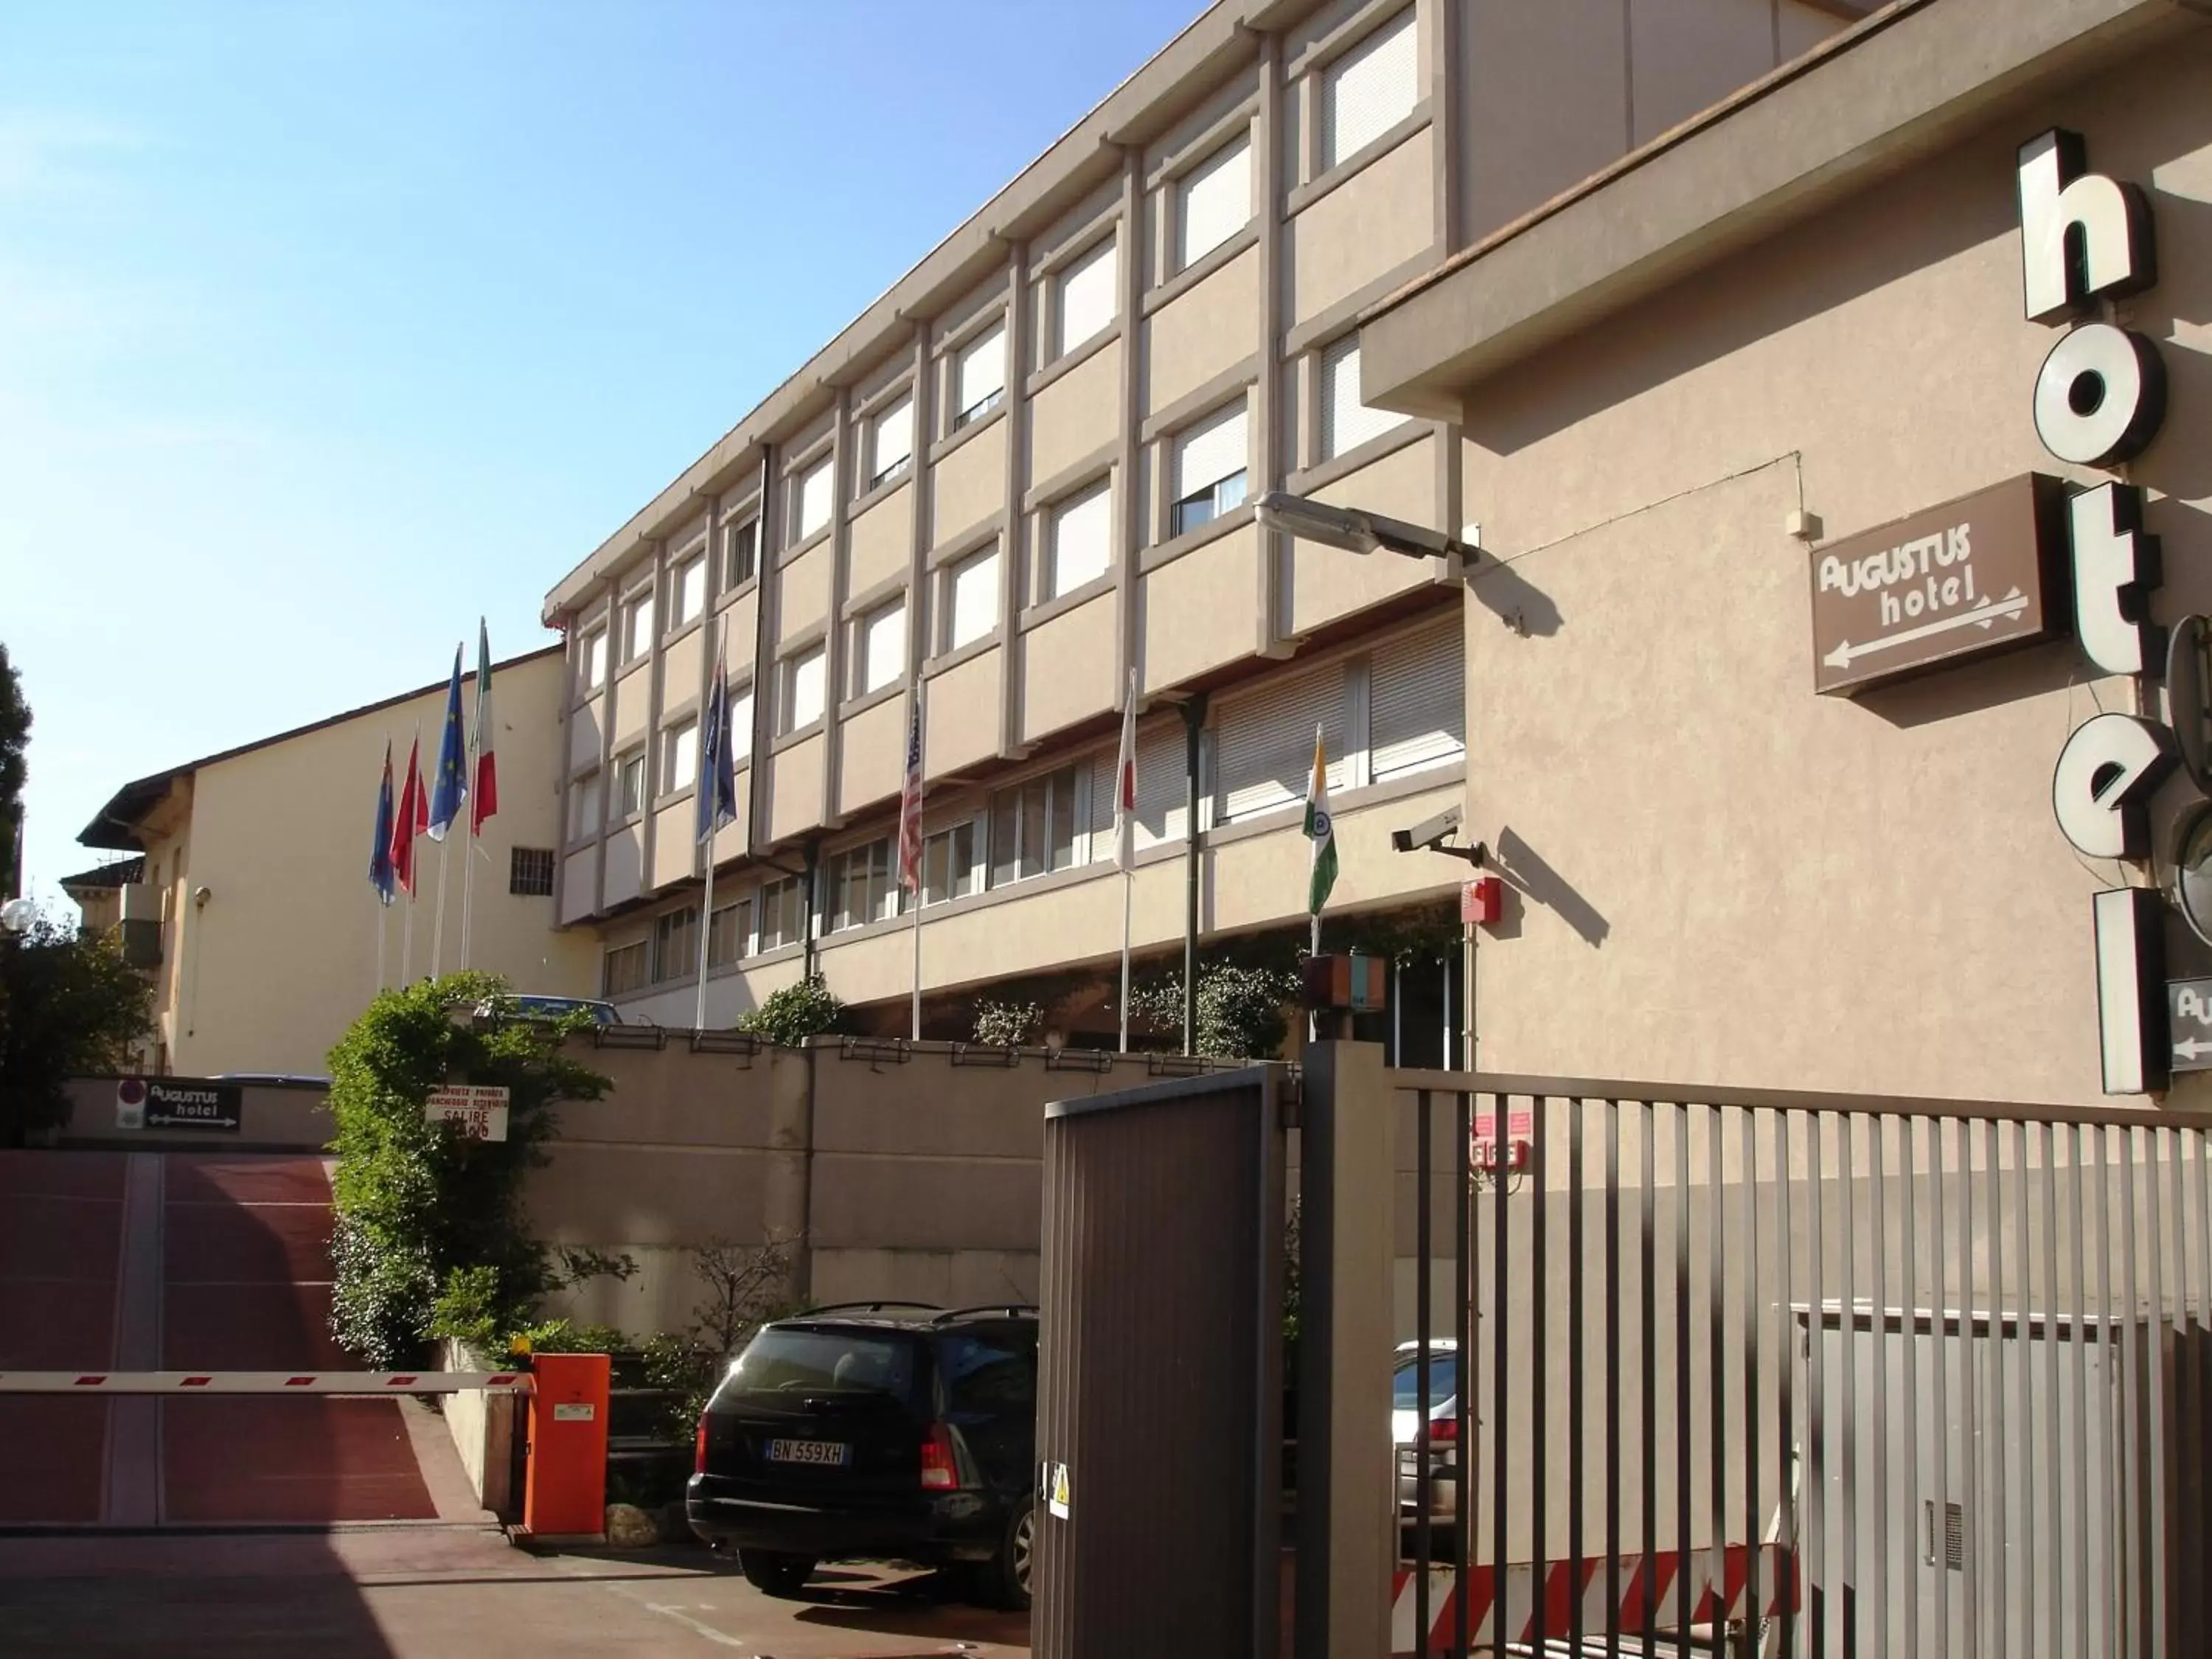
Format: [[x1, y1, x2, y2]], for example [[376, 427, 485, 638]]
[[1359, 0, 2211, 421]]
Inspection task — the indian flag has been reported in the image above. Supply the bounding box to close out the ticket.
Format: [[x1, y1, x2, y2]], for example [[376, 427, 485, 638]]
[[1304, 724, 1338, 916]]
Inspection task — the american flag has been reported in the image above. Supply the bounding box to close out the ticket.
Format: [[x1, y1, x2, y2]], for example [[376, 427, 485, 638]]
[[1114, 667, 1139, 872], [896, 685, 925, 892]]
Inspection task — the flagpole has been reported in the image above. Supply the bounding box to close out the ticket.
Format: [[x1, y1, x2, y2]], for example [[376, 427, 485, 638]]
[[431, 832, 452, 978], [695, 619, 723, 1034], [1119, 872, 1133, 1053], [695, 852, 716, 1032], [459, 716, 476, 973], [375, 897, 387, 995], [401, 721, 420, 984], [910, 676, 926, 1043]]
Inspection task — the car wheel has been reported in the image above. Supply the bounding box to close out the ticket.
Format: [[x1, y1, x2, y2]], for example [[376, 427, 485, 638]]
[[978, 1497, 1034, 1612], [739, 1549, 817, 1598]]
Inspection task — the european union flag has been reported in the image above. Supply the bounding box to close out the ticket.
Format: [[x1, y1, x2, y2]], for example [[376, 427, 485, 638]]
[[427, 644, 468, 841], [369, 741, 397, 905], [696, 633, 740, 845]]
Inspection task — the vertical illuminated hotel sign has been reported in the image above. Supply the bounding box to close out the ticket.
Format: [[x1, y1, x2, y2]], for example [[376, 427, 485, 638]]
[[2021, 128, 2174, 1093]]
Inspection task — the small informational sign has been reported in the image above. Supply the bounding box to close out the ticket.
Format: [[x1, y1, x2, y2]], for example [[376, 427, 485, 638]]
[[425, 1085, 511, 1141], [552, 1402, 596, 1422], [1048, 1461, 1071, 1520], [118, 1077, 242, 1133], [2168, 978, 2212, 1072], [1809, 473, 2067, 697]]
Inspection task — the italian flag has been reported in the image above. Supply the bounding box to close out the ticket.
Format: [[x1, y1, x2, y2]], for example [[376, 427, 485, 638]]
[[1304, 724, 1338, 916], [470, 618, 498, 835]]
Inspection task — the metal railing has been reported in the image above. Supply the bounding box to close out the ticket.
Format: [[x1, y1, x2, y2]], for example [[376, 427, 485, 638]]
[[1387, 1068, 2212, 1659]]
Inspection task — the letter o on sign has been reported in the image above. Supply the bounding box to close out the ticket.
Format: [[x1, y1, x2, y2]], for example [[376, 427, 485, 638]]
[[2033, 322, 2167, 465]]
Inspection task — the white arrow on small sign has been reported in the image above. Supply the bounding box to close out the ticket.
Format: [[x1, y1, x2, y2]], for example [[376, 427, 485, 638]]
[[2166, 978, 2212, 1074], [1821, 589, 2031, 672]]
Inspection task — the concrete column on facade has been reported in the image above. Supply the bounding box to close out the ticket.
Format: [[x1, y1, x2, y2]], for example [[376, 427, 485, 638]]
[[1114, 145, 1144, 692], [905, 321, 933, 694], [821, 385, 855, 827], [998, 237, 1030, 759], [639, 538, 669, 894], [1295, 1038, 1396, 1659], [1432, 0, 1464, 256], [691, 488, 720, 891], [1253, 26, 1287, 660], [747, 447, 779, 853], [591, 576, 618, 917]]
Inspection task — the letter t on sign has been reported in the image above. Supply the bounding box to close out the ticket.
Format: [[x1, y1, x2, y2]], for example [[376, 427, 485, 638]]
[[2095, 886, 2168, 1096], [2071, 482, 2163, 677], [2018, 128, 2157, 322]]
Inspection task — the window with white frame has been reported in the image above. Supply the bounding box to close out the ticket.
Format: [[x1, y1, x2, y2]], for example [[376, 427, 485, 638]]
[[852, 598, 906, 698], [1054, 236, 1117, 359], [1321, 8, 1418, 170], [868, 394, 914, 490], [622, 588, 655, 664], [922, 819, 981, 906], [579, 629, 608, 692], [989, 763, 1082, 888], [757, 874, 804, 950], [661, 717, 699, 793], [827, 837, 897, 933], [615, 750, 647, 818], [943, 543, 1001, 653], [1170, 401, 1250, 537], [670, 548, 708, 629], [1213, 662, 1349, 824], [719, 512, 759, 589], [707, 897, 751, 967], [796, 457, 834, 542], [1369, 619, 1464, 782], [652, 905, 700, 983], [602, 939, 649, 997], [777, 644, 826, 734], [1177, 132, 1252, 270], [567, 771, 602, 842], [953, 324, 1006, 430], [1319, 335, 1409, 460], [1046, 480, 1113, 598], [730, 681, 755, 754]]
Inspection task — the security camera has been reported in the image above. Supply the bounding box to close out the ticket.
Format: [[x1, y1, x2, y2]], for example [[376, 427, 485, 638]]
[[1391, 804, 1484, 866]]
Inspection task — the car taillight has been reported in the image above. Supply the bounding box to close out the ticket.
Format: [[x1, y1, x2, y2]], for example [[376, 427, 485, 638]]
[[1429, 1416, 1457, 1444], [920, 1422, 958, 1491], [695, 1417, 709, 1475]]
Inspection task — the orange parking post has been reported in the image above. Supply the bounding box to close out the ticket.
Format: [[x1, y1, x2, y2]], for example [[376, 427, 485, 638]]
[[522, 1352, 610, 1541]]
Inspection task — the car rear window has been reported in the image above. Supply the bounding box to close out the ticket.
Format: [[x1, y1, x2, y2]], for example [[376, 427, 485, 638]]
[[1392, 1353, 1464, 1408], [936, 1329, 1036, 1416], [727, 1327, 921, 1405]]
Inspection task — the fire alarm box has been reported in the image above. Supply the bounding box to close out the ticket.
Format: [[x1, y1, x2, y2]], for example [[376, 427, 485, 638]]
[[1461, 877, 1503, 928]]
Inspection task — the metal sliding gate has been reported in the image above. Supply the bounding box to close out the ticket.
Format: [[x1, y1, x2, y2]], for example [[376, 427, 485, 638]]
[[1387, 1068, 2212, 1659]]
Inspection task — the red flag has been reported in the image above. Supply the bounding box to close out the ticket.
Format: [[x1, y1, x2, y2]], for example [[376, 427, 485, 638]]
[[896, 686, 925, 892], [470, 619, 498, 835], [391, 735, 428, 895]]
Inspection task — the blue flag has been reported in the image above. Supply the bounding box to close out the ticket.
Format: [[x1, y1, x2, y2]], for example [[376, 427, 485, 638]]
[[696, 641, 739, 845], [427, 644, 468, 841], [369, 741, 397, 905]]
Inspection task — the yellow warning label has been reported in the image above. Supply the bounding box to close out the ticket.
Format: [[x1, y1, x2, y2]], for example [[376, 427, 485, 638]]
[[1048, 1462, 1071, 1519]]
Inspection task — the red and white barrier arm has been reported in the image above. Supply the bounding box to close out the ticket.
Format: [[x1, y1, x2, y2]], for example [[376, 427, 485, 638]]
[[0, 1371, 534, 1394]]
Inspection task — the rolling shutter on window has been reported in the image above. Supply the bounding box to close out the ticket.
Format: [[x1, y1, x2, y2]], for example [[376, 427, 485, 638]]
[[950, 546, 1001, 647], [1057, 238, 1117, 357], [1178, 134, 1251, 268], [1090, 722, 1192, 855], [799, 460, 833, 540], [959, 326, 1006, 415], [1214, 664, 1347, 823], [1323, 9, 1418, 168], [1051, 483, 1113, 596], [1175, 403, 1248, 499], [873, 396, 914, 476], [1320, 337, 1408, 460], [1370, 620, 1464, 781]]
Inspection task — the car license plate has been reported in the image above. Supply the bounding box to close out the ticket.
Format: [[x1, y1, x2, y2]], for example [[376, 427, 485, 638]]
[[765, 1437, 849, 1467]]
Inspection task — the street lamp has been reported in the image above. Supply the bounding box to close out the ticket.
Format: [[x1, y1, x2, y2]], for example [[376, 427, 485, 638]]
[[1255, 490, 1476, 563], [0, 897, 36, 936]]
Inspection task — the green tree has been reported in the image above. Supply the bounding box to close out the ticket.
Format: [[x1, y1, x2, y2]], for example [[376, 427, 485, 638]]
[[0, 644, 28, 900], [734, 975, 848, 1046], [0, 915, 153, 1146], [1130, 956, 1301, 1060], [325, 971, 619, 1367]]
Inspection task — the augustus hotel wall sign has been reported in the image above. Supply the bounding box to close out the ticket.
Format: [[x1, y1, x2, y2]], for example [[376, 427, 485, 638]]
[[1810, 129, 2185, 1094]]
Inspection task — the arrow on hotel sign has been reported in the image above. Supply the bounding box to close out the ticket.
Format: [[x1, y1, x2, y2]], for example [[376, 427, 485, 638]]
[[2168, 978, 2212, 1072], [1822, 589, 2031, 672]]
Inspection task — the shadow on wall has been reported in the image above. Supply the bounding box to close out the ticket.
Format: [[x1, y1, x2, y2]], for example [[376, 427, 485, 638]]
[[1487, 828, 1610, 948], [1467, 557, 1563, 639]]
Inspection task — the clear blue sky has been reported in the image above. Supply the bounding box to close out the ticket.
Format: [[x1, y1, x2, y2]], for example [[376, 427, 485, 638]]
[[3, 0, 1202, 908]]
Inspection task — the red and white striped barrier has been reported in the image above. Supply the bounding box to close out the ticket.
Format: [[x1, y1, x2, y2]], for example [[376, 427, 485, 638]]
[[0, 1370, 532, 1395], [1391, 1544, 1798, 1655]]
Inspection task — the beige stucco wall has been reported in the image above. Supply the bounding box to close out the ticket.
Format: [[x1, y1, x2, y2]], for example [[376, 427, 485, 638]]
[[1446, 35, 2212, 1105], [158, 649, 594, 1077]]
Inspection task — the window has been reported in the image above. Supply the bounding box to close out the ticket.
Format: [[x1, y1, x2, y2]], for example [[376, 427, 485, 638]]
[[757, 875, 804, 950], [669, 550, 707, 629], [652, 905, 700, 983], [661, 718, 699, 793], [614, 751, 647, 818], [731, 682, 755, 754], [1171, 402, 1250, 537], [567, 772, 602, 842], [1214, 663, 1347, 823], [942, 544, 1001, 653], [580, 630, 608, 692], [1055, 237, 1117, 358], [601, 939, 649, 997], [1046, 480, 1113, 599], [1370, 619, 1464, 782], [509, 846, 555, 896], [1088, 721, 1193, 858], [1177, 133, 1251, 270], [953, 324, 1006, 429], [719, 512, 759, 589], [1319, 336, 1409, 460], [989, 764, 1081, 888], [796, 457, 833, 542], [622, 589, 655, 664], [868, 394, 914, 490], [778, 645, 826, 734], [827, 838, 897, 933], [922, 820, 981, 906], [707, 897, 751, 968], [852, 599, 906, 698], [1321, 9, 1418, 170]]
